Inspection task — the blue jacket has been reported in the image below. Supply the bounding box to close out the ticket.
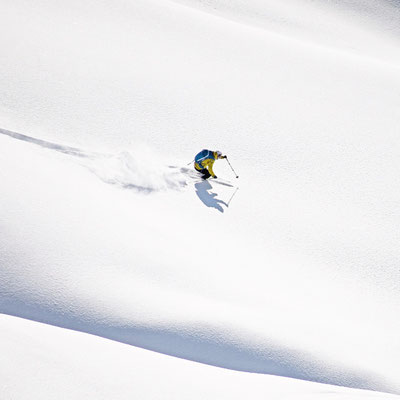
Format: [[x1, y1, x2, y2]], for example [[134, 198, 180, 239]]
[[194, 149, 217, 176]]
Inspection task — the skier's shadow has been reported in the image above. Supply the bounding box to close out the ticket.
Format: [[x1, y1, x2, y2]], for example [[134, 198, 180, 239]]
[[195, 181, 228, 213]]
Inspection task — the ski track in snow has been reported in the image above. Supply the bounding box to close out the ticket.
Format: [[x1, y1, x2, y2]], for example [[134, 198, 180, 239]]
[[0, 128, 189, 193], [0, 127, 238, 211]]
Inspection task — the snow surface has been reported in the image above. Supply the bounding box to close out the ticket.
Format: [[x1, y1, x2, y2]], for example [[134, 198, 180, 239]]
[[1, 0, 400, 398]]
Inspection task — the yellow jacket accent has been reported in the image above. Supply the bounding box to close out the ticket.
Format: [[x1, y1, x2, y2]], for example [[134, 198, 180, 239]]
[[195, 155, 217, 177]]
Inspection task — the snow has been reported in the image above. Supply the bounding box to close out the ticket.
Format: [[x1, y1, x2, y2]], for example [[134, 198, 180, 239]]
[[1, 0, 400, 398], [3, 314, 399, 400]]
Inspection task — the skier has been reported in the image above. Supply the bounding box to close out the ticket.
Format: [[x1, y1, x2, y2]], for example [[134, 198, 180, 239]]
[[194, 149, 226, 180]]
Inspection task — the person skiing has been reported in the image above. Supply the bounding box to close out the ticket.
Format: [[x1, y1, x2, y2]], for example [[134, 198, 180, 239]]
[[194, 149, 226, 180]]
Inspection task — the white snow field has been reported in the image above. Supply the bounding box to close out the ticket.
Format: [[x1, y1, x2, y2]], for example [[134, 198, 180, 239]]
[[1, 0, 400, 398]]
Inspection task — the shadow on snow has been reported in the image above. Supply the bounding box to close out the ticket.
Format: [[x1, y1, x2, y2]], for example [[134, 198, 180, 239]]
[[2, 304, 396, 395], [195, 181, 229, 213]]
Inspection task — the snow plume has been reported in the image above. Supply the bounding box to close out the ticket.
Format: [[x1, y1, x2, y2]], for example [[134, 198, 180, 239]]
[[0, 128, 188, 193], [83, 146, 188, 193]]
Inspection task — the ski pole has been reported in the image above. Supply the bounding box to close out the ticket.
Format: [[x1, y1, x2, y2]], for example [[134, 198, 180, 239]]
[[186, 159, 195, 166], [225, 157, 239, 178]]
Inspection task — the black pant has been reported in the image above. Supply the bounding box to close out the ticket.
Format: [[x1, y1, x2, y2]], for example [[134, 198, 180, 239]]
[[196, 168, 211, 180]]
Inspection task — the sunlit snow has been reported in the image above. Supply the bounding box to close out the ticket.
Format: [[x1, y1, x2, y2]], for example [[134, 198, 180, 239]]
[[1, 0, 400, 399]]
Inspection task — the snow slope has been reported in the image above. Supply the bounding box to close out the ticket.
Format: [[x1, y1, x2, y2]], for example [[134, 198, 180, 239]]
[[4, 314, 400, 400], [1, 0, 400, 398]]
